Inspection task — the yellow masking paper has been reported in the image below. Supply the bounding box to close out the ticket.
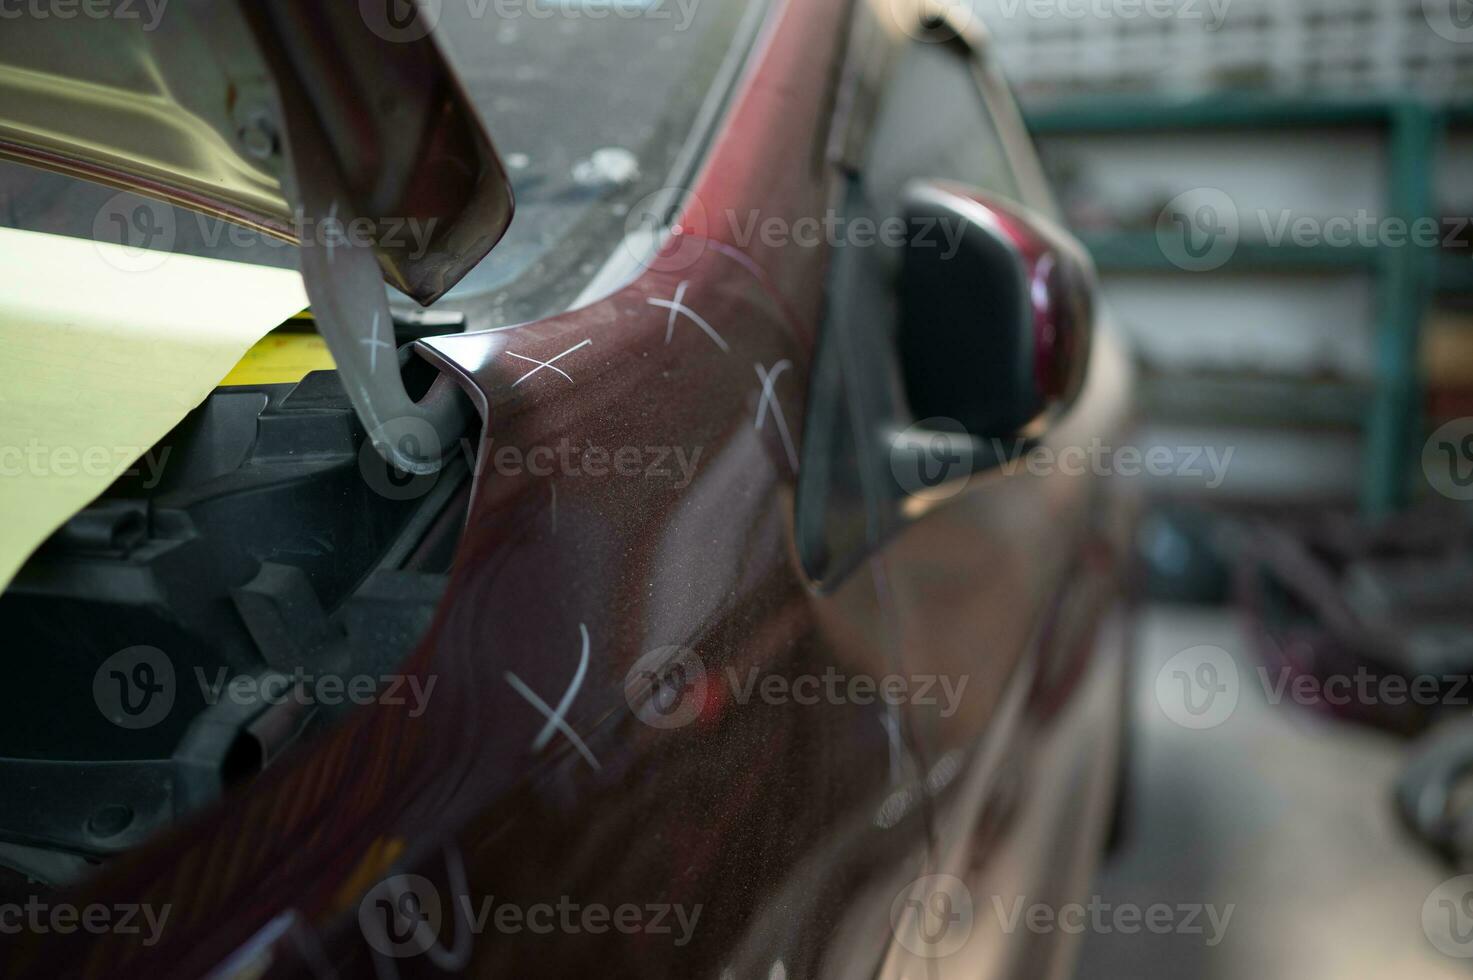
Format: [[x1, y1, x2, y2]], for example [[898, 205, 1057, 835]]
[[0, 228, 309, 591], [220, 331, 335, 387]]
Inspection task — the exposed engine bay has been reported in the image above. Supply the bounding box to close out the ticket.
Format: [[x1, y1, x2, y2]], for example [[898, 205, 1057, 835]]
[[0, 340, 474, 891]]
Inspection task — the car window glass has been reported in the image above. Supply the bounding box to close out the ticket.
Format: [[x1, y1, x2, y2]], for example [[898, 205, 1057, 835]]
[[862, 39, 1023, 220]]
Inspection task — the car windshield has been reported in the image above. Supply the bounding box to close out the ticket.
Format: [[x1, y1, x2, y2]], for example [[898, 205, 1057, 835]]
[[0, 0, 765, 329], [433, 0, 765, 326]]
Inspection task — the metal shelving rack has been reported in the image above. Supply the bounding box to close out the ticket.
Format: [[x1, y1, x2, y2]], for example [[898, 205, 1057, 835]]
[[1026, 95, 1473, 516]]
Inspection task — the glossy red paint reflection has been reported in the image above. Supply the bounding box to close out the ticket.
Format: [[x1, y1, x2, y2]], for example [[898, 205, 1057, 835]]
[[1, 0, 1135, 977]]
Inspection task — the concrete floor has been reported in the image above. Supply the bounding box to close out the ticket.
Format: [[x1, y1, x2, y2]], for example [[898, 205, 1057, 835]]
[[1075, 605, 1466, 979]]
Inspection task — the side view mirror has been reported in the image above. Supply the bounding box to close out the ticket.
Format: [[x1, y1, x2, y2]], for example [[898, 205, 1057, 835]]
[[897, 180, 1095, 449]]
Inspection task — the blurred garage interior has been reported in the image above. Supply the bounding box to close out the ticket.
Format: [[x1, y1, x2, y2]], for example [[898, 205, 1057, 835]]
[[987, 0, 1473, 975]]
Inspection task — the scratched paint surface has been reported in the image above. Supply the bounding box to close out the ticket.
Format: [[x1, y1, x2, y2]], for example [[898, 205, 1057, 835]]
[[6, 223, 1126, 980], [2, 0, 1135, 976]]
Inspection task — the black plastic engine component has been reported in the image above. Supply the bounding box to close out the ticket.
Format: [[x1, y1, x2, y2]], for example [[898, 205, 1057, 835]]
[[0, 356, 473, 872]]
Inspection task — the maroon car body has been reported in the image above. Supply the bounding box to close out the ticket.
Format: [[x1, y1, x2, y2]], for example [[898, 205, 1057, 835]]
[[1, 1, 1136, 977]]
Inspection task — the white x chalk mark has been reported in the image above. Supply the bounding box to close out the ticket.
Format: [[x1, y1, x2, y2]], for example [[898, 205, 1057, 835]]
[[755, 360, 799, 474], [360, 310, 394, 374], [505, 623, 601, 770], [507, 339, 592, 388], [648, 281, 729, 353]]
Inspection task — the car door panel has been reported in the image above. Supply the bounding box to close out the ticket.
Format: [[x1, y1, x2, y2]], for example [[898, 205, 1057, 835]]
[[797, 7, 1139, 976], [1, 2, 1135, 977]]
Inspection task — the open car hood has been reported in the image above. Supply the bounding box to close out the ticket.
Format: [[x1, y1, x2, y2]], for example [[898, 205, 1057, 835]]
[[0, 0, 514, 473], [0, 0, 513, 305]]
